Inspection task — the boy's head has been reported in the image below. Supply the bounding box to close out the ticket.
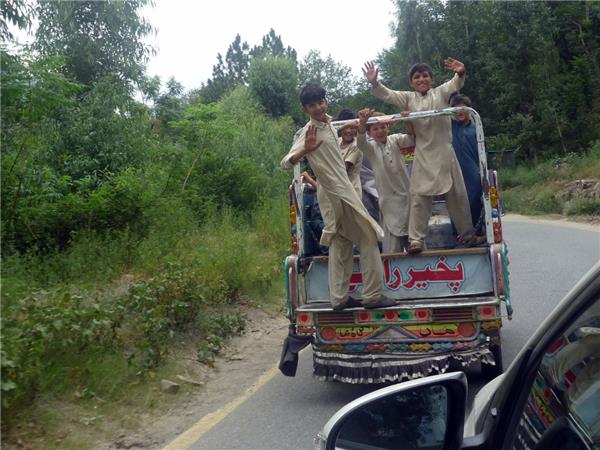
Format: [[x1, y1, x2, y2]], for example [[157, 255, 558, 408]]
[[300, 84, 328, 122], [366, 112, 389, 144], [408, 63, 434, 95], [336, 109, 357, 144], [449, 92, 472, 124]]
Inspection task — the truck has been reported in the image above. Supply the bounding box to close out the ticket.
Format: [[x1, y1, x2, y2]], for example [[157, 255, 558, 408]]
[[278, 107, 512, 384]]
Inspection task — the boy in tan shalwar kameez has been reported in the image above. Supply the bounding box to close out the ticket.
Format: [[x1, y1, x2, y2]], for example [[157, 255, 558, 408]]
[[355, 109, 415, 253], [363, 58, 476, 254], [281, 84, 395, 310]]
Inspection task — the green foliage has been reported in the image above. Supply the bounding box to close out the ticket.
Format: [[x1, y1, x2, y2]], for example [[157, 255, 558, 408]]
[[0, 0, 31, 42], [248, 56, 298, 117], [500, 140, 600, 216], [126, 263, 207, 366], [196, 312, 246, 364], [199, 29, 297, 103], [0, 0, 295, 433], [152, 77, 186, 136], [298, 50, 358, 109], [34, 0, 154, 86], [3, 167, 153, 252], [565, 198, 600, 216], [251, 28, 297, 61], [2, 290, 122, 408], [379, 0, 600, 160], [219, 86, 296, 175]]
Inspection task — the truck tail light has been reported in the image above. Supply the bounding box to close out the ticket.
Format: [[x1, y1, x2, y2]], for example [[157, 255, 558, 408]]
[[297, 312, 313, 326], [477, 306, 497, 320]]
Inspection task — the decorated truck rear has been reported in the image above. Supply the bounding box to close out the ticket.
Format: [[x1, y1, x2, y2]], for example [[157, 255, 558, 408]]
[[279, 107, 512, 384]]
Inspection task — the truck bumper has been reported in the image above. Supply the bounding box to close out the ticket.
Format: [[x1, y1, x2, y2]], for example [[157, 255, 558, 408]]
[[312, 344, 495, 384]]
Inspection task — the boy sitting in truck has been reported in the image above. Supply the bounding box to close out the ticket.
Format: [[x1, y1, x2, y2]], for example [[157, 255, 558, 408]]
[[363, 58, 476, 254], [356, 108, 415, 253], [281, 84, 395, 310]]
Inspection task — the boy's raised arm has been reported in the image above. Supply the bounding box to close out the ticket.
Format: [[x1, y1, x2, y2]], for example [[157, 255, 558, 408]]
[[281, 125, 323, 169], [364, 61, 410, 110], [439, 57, 466, 100], [443, 57, 466, 77], [355, 108, 376, 160], [362, 61, 380, 88]]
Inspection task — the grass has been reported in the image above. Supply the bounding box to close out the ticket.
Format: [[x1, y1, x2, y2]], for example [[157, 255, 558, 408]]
[[1, 195, 290, 448], [499, 141, 600, 216], [5, 346, 215, 449]]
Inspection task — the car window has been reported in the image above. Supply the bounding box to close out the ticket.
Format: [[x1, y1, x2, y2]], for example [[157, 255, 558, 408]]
[[512, 304, 599, 449], [335, 385, 449, 450]]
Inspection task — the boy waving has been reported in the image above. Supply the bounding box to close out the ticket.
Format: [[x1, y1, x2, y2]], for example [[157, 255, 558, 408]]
[[364, 59, 476, 253]]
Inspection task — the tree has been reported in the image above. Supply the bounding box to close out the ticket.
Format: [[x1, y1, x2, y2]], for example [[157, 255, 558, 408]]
[[199, 34, 251, 103], [0, 0, 31, 42], [248, 56, 298, 118], [380, 0, 600, 162], [34, 0, 155, 86], [153, 77, 186, 136], [298, 50, 357, 109], [251, 28, 297, 62], [200, 30, 298, 103]]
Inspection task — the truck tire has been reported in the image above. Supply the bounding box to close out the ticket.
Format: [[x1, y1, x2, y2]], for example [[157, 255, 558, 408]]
[[481, 343, 503, 380]]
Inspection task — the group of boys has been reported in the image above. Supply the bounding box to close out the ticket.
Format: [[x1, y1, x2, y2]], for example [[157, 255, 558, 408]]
[[281, 57, 482, 311]]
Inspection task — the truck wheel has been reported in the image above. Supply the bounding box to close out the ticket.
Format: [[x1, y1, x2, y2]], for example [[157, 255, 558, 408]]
[[481, 343, 503, 380]]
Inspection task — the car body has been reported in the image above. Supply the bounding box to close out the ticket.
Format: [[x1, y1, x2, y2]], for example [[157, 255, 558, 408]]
[[315, 262, 600, 449]]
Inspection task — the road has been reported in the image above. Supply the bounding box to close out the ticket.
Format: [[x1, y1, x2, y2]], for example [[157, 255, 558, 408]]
[[169, 217, 599, 450]]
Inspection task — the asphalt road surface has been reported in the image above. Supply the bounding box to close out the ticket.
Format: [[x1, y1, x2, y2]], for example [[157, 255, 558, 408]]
[[176, 217, 599, 450]]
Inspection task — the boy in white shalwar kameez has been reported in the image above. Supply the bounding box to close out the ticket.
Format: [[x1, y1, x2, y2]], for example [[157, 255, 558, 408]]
[[363, 58, 476, 254], [356, 109, 415, 253], [280, 84, 395, 310]]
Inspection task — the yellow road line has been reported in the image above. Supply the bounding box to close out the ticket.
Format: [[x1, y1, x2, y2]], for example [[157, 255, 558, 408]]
[[162, 363, 281, 450]]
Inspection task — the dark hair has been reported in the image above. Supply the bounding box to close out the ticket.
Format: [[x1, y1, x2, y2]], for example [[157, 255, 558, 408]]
[[336, 109, 356, 121], [336, 110, 357, 136], [449, 92, 472, 107], [408, 63, 434, 81], [299, 83, 326, 106]]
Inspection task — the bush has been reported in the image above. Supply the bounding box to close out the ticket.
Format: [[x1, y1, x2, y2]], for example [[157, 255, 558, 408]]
[[126, 263, 209, 367], [565, 198, 600, 216], [2, 168, 154, 253], [530, 186, 562, 214], [1, 290, 122, 409]]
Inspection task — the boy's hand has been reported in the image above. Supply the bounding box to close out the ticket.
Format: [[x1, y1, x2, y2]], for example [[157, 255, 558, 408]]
[[301, 171, 318, 189], [357, 108, 373, 133], [362, 61, 379, 87], [304, 125, 323, 154], [444, 57, 465, 76], [400, 111, 415, 135]]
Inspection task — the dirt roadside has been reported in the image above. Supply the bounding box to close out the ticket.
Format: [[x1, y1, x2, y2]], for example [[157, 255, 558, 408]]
[[106, 308, 289, 450]]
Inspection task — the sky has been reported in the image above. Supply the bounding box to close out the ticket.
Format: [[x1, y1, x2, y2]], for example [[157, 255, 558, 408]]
[[142, 0, 397, 91]]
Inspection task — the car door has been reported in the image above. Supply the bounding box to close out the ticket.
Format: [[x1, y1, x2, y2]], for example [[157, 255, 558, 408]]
[[506, 306, 599, 448], [479, 263, 599, 450]]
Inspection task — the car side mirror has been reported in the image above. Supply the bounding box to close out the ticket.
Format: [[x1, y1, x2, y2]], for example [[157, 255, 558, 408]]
[[315, 372, 467, 450]]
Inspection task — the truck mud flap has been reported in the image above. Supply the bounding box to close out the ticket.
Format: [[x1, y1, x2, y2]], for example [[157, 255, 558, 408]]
[[278, 328, 312, 377], [312, 347, 495, 384]]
